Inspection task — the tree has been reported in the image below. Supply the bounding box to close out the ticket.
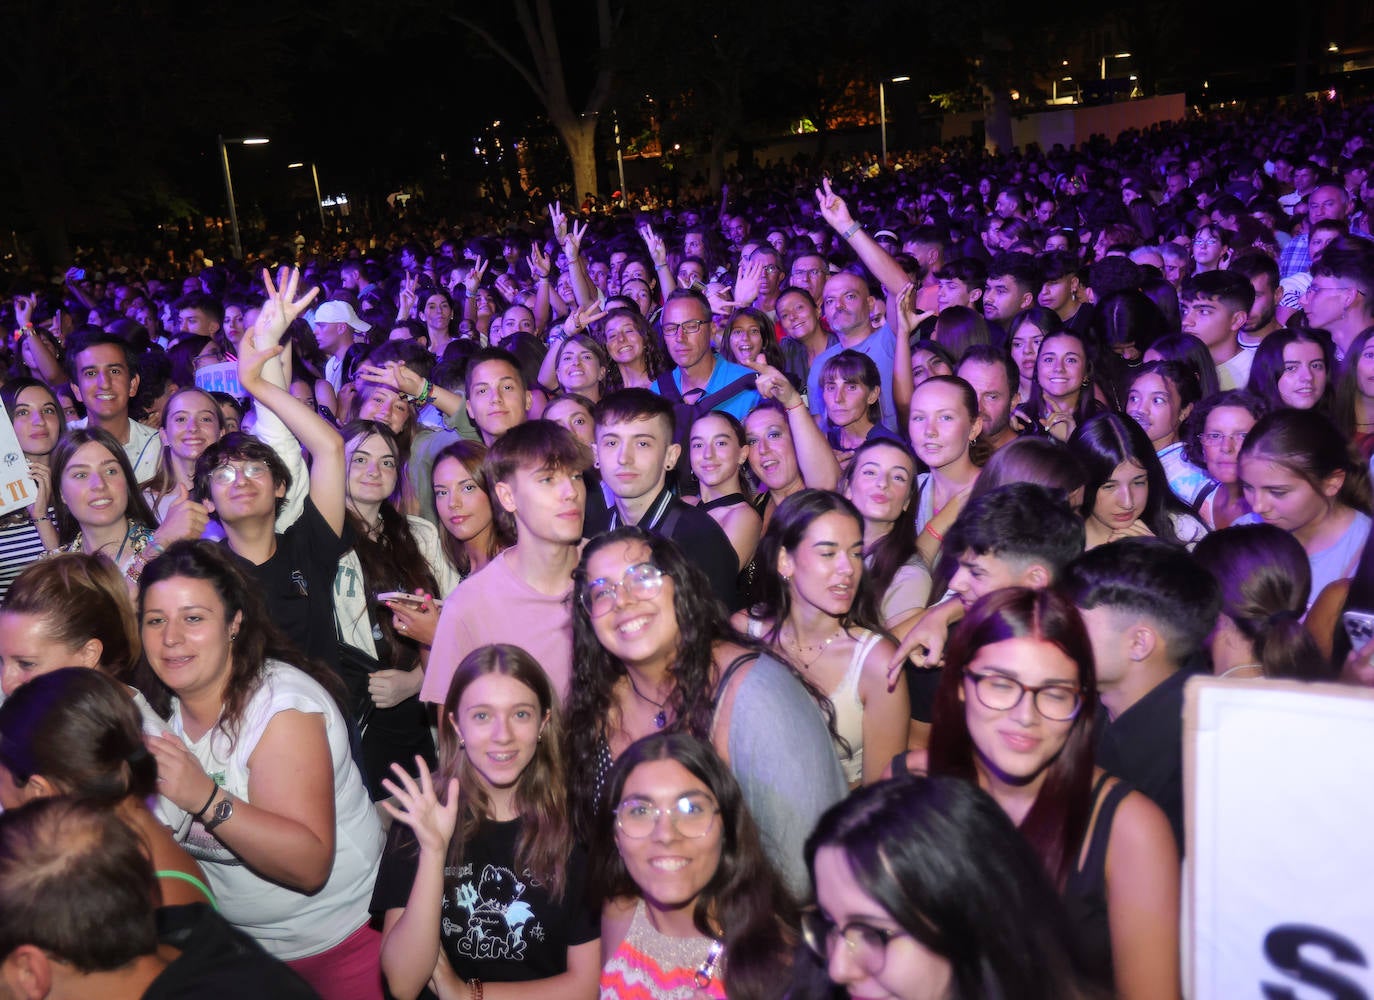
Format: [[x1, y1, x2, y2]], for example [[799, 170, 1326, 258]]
[[450, 1, 620, 201]]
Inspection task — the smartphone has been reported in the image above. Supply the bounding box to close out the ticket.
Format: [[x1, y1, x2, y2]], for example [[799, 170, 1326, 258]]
[[377, 591, 428, 606], [1342, 609, 1374, 651]]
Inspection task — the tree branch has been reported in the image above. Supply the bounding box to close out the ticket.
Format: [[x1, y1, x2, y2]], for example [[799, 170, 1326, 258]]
[[449, 12, 549, 107]]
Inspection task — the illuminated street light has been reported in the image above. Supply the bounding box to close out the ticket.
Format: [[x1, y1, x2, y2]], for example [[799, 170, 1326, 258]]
[[218, 135, 269, 260], [288, 161, 326, 230], [879, 76, 912, 166]]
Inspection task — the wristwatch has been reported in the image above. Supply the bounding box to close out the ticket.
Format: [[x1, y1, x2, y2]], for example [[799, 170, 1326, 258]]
[[203, 792, 234, 833]]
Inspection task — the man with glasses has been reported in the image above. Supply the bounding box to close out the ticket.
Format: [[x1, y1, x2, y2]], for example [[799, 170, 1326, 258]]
[[1300, 246, 1374, 361], [650, 288, 761, 426], [420, 420, 590, 705], [1061, 537, 1221, 852]]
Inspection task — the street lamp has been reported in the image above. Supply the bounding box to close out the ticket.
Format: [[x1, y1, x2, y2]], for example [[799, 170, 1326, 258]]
[[288, 161, 326, 230], [879, 76, 910, 167], [218, 135, 269, 260]]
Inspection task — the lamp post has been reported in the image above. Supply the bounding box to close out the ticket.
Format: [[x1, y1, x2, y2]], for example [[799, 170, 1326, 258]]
[[879, 76, 910, 167], [218, 135, 269, 260], [288, 162, 326, 230]]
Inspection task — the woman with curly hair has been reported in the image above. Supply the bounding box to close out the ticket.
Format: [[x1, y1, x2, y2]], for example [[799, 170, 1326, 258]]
[[594, 732, 796, 1000], [565, 527, 845, 898], [601, 307, 668, 391]]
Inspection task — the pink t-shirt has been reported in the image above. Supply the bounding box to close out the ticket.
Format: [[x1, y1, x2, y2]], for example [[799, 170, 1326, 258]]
[[418, 549, 574, 705]]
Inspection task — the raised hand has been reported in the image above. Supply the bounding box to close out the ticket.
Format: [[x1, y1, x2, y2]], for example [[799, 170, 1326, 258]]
[[380, 758, 459, 856], [732, 256, 764, 307], [356, 360, 422, 397], [253, 266, 319, 349], [26, 459, 51, 513], [462, 257, 489, 295], [561, 219, 587, 261], [890, 282, 933, 341], [397, 273, 419, 319], [549, 201, 569, 243], [814, 176, 856, 233], [564, 300, 608, 336], [739, 353, 801, 410], [527, 242, 552, 280], [639, 223, 667, 268], [13, 293, 35, 328]]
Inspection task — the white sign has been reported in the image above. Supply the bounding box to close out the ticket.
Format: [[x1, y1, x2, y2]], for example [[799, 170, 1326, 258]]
[[1185, 676, 1374, 999], [194, 360, 243, 399], [0, 405, 40, 516]]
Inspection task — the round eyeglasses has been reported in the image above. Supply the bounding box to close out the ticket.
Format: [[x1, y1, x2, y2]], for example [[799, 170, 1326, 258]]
[[800, 907, 909, 975], [580, 562, 664, 618], [208, 461, 272, 486], [964, 670, 1083, 721], [614, 794, 719, 839]]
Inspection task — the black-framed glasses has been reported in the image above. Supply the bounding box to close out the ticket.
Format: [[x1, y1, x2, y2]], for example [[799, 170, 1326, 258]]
[[580, 562, 664, 618], [661, 318, 707, 338], [964, 670, 1083, 721], [208, 461, 271, 486], [614, 793, 719, 839], [800, 907, 909, 975]]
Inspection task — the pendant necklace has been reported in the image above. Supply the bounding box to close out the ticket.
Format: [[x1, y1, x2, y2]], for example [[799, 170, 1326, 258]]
[[626, 672, 669, 729]]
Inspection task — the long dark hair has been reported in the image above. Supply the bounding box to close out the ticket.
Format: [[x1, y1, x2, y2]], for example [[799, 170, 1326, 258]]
[[928, 587, 1099, 889], [601, 307, 669, 388], [750, 489, 884, 643], [436, 645, 572, 898], [1068, 412, 1194, 545], [1239, 407, 1374, 515], [341, 419, 439, 667], [1246, 327, 1336, 416], [134, 540, 348, 744], [566, 528, 776, 839], [1332, 326, 1374, 446], [50, 427, 161, 545], [590, 733, 796, 1000], [0, 377, 67, 455], [430, 439, 513, 577], [0, 668, 157, 804], [1026, 330, 1108, 429], [843, 439, 920, 601], [797, 775, 1098, 1000]]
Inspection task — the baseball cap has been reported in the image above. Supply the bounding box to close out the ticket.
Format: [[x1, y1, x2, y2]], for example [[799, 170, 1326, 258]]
[[314, 300, 371, 332]]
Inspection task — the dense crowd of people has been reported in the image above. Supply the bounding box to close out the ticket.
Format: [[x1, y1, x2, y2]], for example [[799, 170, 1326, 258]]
[[1, 92, 1373, 1000]]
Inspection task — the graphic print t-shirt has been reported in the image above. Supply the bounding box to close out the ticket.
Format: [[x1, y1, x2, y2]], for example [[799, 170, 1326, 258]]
[[371, 815, 598, 982]]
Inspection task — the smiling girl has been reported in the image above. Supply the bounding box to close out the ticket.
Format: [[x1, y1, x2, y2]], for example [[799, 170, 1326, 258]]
[[373, 644, 600, 1000], [0, 378, 64, 595], [908, 376, 984, 566]]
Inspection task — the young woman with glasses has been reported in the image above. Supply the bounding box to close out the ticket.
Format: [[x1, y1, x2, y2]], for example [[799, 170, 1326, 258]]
[[917, 587, 1180, 999], [565, 527, 847, 898], [372, 644, 599, 1000], [793, 774, 1100, 1000], [593, 732, 796, 1000]]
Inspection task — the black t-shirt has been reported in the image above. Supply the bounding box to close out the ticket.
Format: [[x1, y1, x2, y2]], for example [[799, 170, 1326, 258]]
[[610, 486, 741, 611], [371, 816, 598, 984], [1094, 667, 1188, 853], [226, 496, 350, 672], [144, 903, 318, 999]]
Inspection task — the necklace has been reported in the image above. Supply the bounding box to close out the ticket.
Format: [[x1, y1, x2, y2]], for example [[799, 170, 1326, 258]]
[[625, 672, 669, 729], [785, 624, 844, 670], [1220, 663, 1263, 678]]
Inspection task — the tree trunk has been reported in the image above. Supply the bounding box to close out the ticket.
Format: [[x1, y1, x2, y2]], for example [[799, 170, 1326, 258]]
[[556, 115, 600, 202]]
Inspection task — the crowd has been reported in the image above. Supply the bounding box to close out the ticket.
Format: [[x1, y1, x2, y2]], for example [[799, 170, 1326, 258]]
[[2, 92, 1374, 1000]]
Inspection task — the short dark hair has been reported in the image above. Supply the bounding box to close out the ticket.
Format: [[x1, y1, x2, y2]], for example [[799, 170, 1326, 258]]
[[0, 798, 158, 973], [957, 344, 1018, 396], [193, 431, 293, 514], [986, 251, 1042, 295], [1058, 536, 1221, 664], [945, 482, 1084, 578], [463, 346, 527, 396], [1180, 269, 1255, 313], [483, 418, 591, 518], [592, 386, 677, 440], [64, 327, 139, 382]]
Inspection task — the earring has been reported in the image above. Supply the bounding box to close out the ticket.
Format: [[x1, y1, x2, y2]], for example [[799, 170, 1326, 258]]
[[229, 632, 238, 641], [459, 739, 466, 749]]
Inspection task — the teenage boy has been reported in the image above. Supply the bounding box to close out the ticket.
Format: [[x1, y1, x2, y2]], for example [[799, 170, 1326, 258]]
[[1179, 270, 1256, 390], [65, 328, 162, 482], [420, 420, 590, 704], [1060, 536, 1221, 851], [464, 346, 533, 444], [593, 388, 740, 610]]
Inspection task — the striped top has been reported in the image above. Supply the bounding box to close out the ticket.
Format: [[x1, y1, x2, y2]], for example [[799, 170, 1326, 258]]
[[600, 899, 726, 1000]]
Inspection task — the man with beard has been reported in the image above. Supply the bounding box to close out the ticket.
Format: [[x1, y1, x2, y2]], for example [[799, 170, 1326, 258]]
[[956, 346, 1020, 453]]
